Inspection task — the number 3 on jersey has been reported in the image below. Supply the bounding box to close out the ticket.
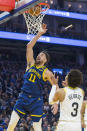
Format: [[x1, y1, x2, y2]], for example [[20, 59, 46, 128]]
[[71, 102, 78, 117], [29, 74, 36, 82]]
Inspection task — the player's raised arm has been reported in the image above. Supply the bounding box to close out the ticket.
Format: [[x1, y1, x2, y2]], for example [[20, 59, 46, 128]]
[[43, 69, 63, 104], [26, 24, 47, 68], [44, 70, 65, 105], [43, 69, 58, 85]]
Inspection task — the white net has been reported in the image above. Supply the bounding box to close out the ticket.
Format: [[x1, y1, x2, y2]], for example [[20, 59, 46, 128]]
[[23, 4, 49, 35], [23, 13, 45, 34]]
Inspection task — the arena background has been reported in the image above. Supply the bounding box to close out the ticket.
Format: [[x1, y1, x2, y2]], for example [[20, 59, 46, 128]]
[[0, 0, 87, 130]]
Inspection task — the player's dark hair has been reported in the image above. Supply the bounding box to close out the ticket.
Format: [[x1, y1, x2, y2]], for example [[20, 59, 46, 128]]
[[67, 69, 83, 88], [41, 50, 50, 64]]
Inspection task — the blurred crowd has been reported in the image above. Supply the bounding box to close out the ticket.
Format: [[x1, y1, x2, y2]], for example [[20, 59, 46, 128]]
[[0, 57, 87, 130]]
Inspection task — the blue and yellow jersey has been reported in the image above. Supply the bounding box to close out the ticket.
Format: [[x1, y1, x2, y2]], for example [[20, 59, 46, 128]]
[[21, 65, 48, 97]]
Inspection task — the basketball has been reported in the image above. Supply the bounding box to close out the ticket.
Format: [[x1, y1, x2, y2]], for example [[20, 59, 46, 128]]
[[28, 5, 41, 16]]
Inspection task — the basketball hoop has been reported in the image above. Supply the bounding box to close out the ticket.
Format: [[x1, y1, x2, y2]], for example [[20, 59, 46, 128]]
[[23, 3, 50, 35]]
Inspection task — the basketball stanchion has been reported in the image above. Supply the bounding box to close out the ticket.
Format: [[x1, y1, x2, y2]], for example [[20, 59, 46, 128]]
[[0, 0, 15, 11]]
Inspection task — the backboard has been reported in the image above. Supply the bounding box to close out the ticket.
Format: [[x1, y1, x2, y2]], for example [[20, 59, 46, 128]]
[[0, 0, 45, 24]]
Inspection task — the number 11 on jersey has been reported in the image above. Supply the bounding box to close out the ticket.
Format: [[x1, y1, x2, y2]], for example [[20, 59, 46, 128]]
[[29, 74, 36, 83]]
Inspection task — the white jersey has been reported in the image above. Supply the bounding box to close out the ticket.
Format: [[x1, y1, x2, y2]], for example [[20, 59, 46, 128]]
[[59, 86, 84, 122]]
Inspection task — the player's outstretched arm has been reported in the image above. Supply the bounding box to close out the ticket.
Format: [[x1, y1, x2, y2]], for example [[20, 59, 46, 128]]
[[43, 69, 59, 113], [43, 70, 65, 104], [43, 70, 59, 104], [26, 24, 47, 68], [43, 69, 59, 86], [81, 101, 86, 128]]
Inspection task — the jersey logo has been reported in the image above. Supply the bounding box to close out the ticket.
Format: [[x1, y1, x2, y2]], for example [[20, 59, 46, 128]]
[[28, 69, 41, 79]]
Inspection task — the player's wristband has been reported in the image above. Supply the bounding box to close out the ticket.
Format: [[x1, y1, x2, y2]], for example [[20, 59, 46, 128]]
[[49, 85, 56, 105]]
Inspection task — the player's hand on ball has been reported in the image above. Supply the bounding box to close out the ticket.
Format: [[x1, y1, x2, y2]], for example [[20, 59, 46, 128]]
[[39, 23, 47, 35]]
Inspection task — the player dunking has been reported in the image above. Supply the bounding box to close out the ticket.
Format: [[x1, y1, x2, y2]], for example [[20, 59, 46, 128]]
[[49, 69, 84, 131], [7, 24, 57, 131]]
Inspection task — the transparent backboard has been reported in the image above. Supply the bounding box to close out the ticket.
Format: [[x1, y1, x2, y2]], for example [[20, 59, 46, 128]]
[[0, 0, 45, 24]]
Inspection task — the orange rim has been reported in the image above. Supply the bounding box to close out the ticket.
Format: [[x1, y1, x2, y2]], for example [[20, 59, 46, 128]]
[[38, 3, 50, 12], [24, 3, 50, 14]]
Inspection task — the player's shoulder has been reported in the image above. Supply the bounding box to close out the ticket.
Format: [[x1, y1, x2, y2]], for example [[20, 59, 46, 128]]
[[62, 87, 67, 93], [45, 69, 51, 74], [62, 86, 71, 92], [79, 87, 85, 96], [56, 88, 66, 102], [43, 69, 55, 82], [61, 86, 73, 96], [43, 68, 52, 77], [44, 69, 55, 80], [42, 67, 49, 81], [60, 87, 68, 97], [59, 88, 66, 95]]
